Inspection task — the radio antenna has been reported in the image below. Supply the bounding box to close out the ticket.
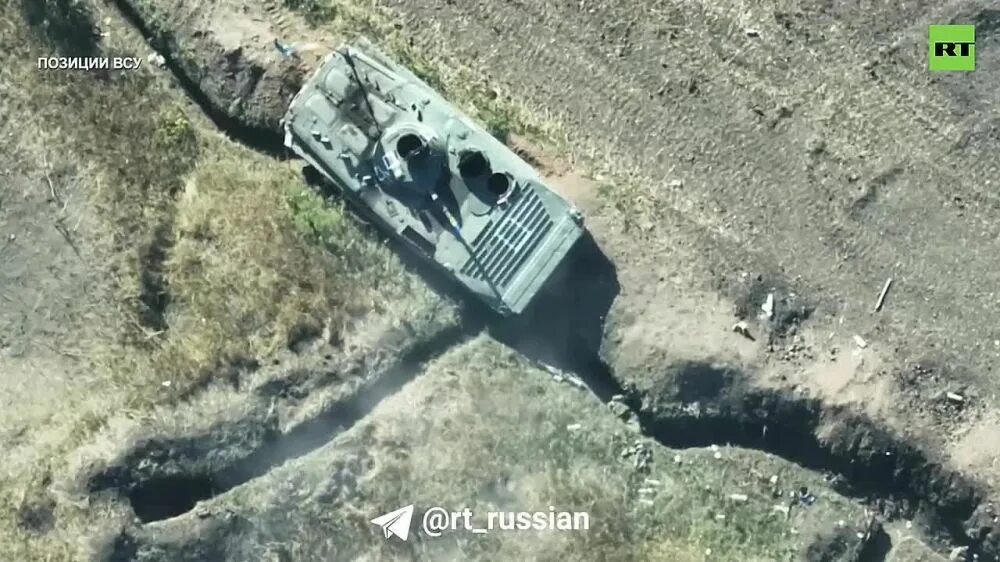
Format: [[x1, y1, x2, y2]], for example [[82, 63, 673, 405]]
[[341, 49, 383, 136]]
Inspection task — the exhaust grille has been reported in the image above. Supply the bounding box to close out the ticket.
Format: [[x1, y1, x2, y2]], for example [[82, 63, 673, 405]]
[[460, 185, 553, 289]]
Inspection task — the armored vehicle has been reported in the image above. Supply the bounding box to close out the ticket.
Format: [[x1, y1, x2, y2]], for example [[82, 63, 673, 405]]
[[282, 38, 584, 315]]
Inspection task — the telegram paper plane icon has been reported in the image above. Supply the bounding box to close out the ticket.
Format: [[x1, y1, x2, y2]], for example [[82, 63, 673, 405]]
[[370, 504, 414, 541]]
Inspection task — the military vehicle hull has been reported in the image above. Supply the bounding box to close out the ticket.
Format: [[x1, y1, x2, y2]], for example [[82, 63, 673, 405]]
[[282, 38, 584, 315]]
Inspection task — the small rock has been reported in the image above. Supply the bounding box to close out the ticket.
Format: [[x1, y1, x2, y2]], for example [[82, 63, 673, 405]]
[[732, 321, 754, 340], [769, 475, 779, 486], [146, 52, 166, 68], [609, 401, 632, 420], [728, 493, 749, 502], [853, 334, 868, 349], [668, 179, 684, 189], [673, 454, 682, 464], [946, 392, 965, 403], [745, 28, 760, 37], [806, 135, 826, 154]]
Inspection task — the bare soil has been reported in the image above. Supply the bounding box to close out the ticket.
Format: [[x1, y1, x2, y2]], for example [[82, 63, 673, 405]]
[[5, 0, 1000, 560], [0, 128, 117, 479], [373, 0, 1000, 553]]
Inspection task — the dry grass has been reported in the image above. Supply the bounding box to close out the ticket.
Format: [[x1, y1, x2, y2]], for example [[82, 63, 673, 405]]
[[0, 1, 440, 559]]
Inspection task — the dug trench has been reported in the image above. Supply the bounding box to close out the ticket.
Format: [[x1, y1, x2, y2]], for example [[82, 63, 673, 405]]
[[88, 2, 998, 559], [88, 319, 481, 524], [88, 226, 996, 560]]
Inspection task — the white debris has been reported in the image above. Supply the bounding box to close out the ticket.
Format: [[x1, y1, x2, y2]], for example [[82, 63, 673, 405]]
[[161, 380, 172, 388], [728, 493, 749, 502], [853, 334, 868, 349], [946, 392, 965, 403], [837, 519, 845, 528], [715, 513, 727, 520], [638, 498, 655, 506], [638, 488, 655, 495], [545, 363, 587, 390], [645, 478, 661, 486], [673, 454, 682, 464], [566, 423, 582, 431], [732, 321, 754, 340], [562, 375, 588, 390], [761, 293, 775, 319], [874, 277, 893, 312], [714, 451, 722, 460], [769, 475, 779, 486], [147, 52, 166, 68], [949, 546, 969, 560], [773, 504, 790, 516]]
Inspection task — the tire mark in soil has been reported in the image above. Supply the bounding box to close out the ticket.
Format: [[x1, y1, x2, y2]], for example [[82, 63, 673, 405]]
[[136, 218, 173, 333]]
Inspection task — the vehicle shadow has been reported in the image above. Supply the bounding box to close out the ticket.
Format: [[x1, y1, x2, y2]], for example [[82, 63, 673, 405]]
[[306, 167, 622, 392], [487, 232, 622, 398]]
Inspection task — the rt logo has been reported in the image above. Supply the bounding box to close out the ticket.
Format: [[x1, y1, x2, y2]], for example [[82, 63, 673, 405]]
[[929, 25, 975, 71]]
